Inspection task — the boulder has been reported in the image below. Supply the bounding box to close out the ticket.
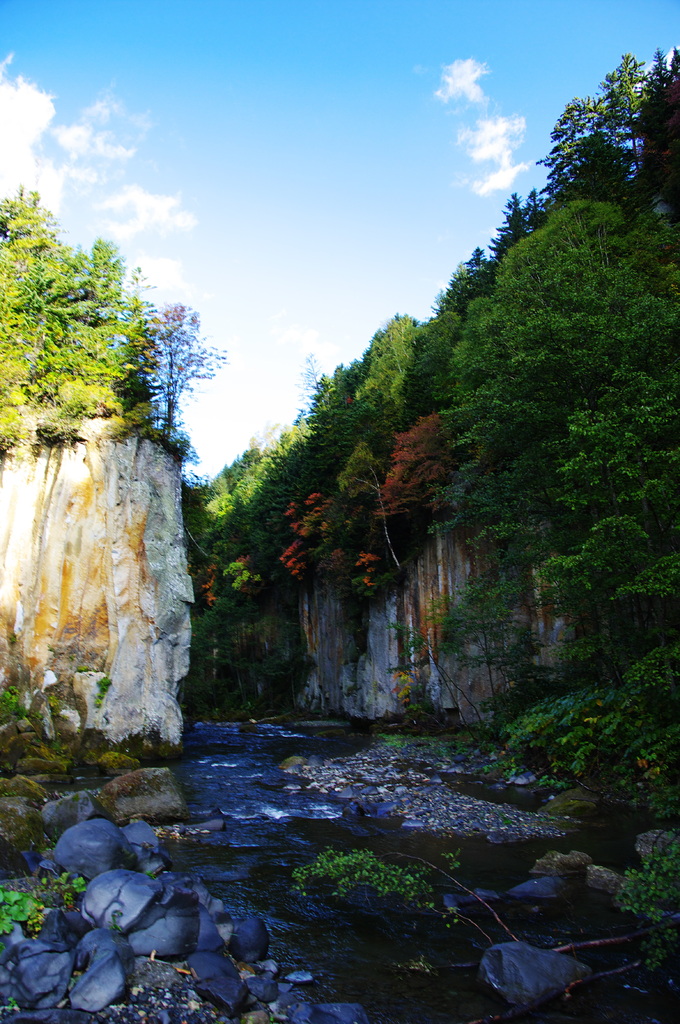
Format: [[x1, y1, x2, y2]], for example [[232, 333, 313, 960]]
[[42, 792, 113, 841], [505, 876, 568, 900], [0, 938, 75, 1009], [542, 789, 599, 818], [96, 752, 141, 776], [53, 819, 137, 879], [194, 975, 249, 1015], [186, 950, 241, 982], [0, 797, 46, 850], [279, 757, 307, 771], [477, 941, 591, 1004], [0, 833, 30, 876], [0, 776, 49, 803], [246, 974, 279, 1002], [97, 768, 189, 825], [288, 1004, 371, 1024], [529, 850, 592, 875], [586, 864, 625, 894], [82, 869, 200, 957], [15, 757, 70, 778], [121, 820, 172, 875], [635, 829, 678, 859], [69, 928, 134, 1012], [229, 916, 269, 962]]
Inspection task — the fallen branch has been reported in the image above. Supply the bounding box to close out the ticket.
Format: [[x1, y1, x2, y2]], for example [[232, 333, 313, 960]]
[[552, 911, 680, 955], [462, 959, 642, 1024]]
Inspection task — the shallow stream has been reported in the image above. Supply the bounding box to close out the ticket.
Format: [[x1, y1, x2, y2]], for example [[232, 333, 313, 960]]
[[157, 721, 678, 1024]]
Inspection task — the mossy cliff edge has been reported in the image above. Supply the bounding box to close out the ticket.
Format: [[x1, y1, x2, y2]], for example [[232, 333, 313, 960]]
[[0, 422, 193, 760]]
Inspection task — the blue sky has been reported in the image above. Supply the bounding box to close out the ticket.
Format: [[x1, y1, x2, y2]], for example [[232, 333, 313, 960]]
[[0, 0, 677, 474]]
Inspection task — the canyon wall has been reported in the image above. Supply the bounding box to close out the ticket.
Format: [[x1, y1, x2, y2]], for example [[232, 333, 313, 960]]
[[299, 529, 566, 721], [0, 424, 193, 758]]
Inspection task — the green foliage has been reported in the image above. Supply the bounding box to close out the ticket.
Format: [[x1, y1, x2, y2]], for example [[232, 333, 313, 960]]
[[292, 848, 435, 908], [0, 687, 27, 723], [40, 872, 87, 910], [0, 888, 43, 936], [94, 676, 112, 708], [619, 839, 680, 966]]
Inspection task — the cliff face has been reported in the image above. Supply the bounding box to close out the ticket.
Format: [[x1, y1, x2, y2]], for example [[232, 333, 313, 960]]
[[299, 529, 565, 721], [0, 425, 193, 757]]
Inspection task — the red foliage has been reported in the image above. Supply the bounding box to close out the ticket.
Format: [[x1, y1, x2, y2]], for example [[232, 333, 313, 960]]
[[381, 413, 453, 516], [355, 551, 381, 587], [280, 539, 308, 579]]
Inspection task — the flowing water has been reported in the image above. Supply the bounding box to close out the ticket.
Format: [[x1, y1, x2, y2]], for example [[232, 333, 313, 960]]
[[157, 721, 678, 1024]]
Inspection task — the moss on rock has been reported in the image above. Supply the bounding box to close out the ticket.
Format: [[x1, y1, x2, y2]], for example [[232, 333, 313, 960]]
[[0, 775, 49, 803], [0, 796, 46, 849], [97, 751, 141, 775]]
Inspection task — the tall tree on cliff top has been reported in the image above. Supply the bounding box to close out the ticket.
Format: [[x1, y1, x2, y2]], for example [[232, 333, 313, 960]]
[[148, 303, 227, 438]]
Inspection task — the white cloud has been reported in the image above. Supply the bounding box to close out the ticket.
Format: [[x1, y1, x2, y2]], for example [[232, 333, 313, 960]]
[[458, 115, 530, 195], [98, 184, 197, 240], [135, 253, 194, 297], [436, 58, 489, 104], [0, 54, 65, 209], [270, 319, 338, 366]]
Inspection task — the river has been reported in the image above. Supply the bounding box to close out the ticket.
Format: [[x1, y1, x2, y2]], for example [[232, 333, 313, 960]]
[[160, 720, 678, 1024]]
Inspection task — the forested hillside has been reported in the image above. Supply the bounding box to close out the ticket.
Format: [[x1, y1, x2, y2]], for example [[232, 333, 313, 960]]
[[0, 189, 222, 456], [187, 50, 680, 808]]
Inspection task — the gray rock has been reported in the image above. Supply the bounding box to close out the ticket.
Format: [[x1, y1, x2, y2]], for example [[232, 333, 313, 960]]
[[506, 876, 568, 900], [229, 916, 270, 962], [69, 929, 134, 1012], [42, 792, 112, 841], [288, 1003, 371, 1024], [477, 940, 591, 1004], [246, 974, 279, 1002], [187, 950, 240, 982], [0, 938, 75, 1009], [53, 819, 137, 880], [635, 829, 678, 859], [586, 864, 625, 894], [97, 767, 189, 825], [195, 904, 226, 951], [38, 909, 80, 948], [530, 850, 592, 876], [82, 869, 200, 957], [509, 771, 537, 786], [194, 975, 249, 1015], [122, 820, 172, 875], [285, 970, 315, 984]]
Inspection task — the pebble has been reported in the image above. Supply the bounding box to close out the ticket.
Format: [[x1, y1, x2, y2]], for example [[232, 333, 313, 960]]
[[290, 742, 567, 843]]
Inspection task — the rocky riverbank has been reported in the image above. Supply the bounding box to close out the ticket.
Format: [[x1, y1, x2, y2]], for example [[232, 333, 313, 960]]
[[282, 738, 570, 843]]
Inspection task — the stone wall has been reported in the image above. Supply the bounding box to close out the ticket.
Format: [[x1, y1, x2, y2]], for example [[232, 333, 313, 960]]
[[298, 529, 566, 721], [0, 424, 193, 757]]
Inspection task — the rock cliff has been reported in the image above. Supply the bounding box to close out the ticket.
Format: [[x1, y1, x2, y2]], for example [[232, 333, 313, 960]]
[[0, 424, 193, 758], [299, 529, 565, 722]]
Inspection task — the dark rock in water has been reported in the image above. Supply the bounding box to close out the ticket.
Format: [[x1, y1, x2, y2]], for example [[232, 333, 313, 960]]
[[369, 801, 399, 818], [635, 829, 677, 859], [506, 876, 568, 900], [82, 869, 200, 956], [542, 788, 599, 819], [0, 938, 75, 1009], [122, 819, 172, 875], [70, 928, 134, 1011], [530, 849, 592, 876], [586, 864, 625, 894], [229, 916, 269, 962], [285, 969, 315, 984], [288, 1003, 371, 1024], [41, 792, 112, 841], [198, 817, 226, 831], [53, 819, 137, 879], [246, 973, 279, 1002], [195, 975, 249, 1015], [187, 950, 240, 982], [477, 940, 591, 1003], [97, 767, 189, 825]]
